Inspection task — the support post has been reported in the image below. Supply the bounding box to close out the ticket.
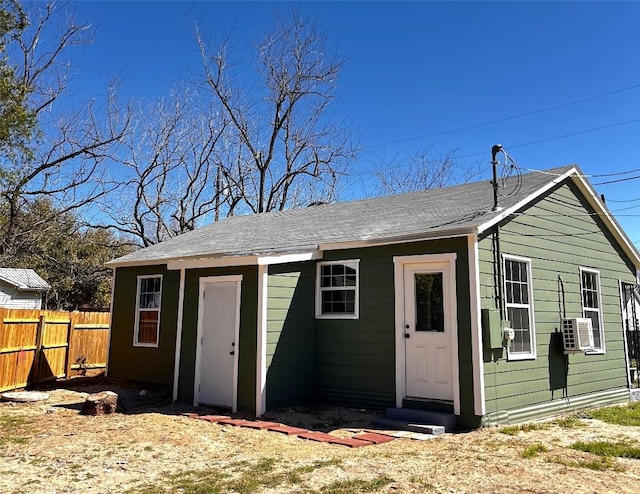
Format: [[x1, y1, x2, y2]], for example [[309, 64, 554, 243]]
[[32, 315, 46, 385]]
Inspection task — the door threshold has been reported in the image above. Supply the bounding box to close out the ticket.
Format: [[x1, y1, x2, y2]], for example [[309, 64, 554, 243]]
[[403, 398, 454, 414]]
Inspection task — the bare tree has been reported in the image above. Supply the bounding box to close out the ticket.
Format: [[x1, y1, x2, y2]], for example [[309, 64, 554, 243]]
[[371, 145, 482, 196], [102, 87, 241, 247], [197, 11, 357, 214], [0, 2, 129, 256]]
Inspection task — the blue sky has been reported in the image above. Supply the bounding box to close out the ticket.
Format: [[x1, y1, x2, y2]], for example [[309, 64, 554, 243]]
[[66, 1, 640, 244]]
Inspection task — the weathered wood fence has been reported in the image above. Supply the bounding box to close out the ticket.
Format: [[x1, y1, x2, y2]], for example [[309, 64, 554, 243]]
[[0, 308, 110, 392]]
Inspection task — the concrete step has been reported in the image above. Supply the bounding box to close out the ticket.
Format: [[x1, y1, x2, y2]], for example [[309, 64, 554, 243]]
[[384, 407, 456, 431], [371, 417, 446, 436]]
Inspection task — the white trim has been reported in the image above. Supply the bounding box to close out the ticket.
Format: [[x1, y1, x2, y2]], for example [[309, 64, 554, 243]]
[[105, 268, 116, 378], [315, 259, 360, 319], [477, 168, 576, 234], [393, 259, 405, 408], [107, 233, 473, 270], [133, 274, 163, 348], [468, 235, 486, 415], [172, 268, 186, 402], [502, 254, 536, 360], [572, 173, 640, 269], [392, 253, 460, 414], [258, 251, 322, 265], [193, 274, 243, 411], [256, 265, 268, 416], [476, 167, 640, 270], [319, 232, 472, 253], [619, 280, 632, 387], [167, 256, 258, 271], [580, 267, 606, 354]]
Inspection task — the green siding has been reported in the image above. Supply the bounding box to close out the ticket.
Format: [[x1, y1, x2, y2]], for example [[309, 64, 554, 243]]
[[479, 181, 635, 422], [177, 266, 258, 414], [314, 238, 473, 418], [266, 262, 315, 409], [109, 265, 179, 385]]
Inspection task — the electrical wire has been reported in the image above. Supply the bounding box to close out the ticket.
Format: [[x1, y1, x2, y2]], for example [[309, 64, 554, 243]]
[[594, 175, 640, 186], [606, 197, 640, 203], [458, 118, 640, 159], [365, 83, 640, 149]]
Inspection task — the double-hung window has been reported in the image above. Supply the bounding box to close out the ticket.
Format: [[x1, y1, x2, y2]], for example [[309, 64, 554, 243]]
[[580, 268, 604, 352], [316, 260, 359, 319], [503, 255, 536, 359], [134, 275, 162, 347]]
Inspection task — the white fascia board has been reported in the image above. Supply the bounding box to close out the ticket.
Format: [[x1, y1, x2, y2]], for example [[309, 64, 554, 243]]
[[166, 256, 258, 271], [476, 166, 640, 269], [319, 229, 474, 252], [257, 251, 322, 265], [571, 173, 640, 269], [477, 167, 577, 234], [105, 259, 168, 269]]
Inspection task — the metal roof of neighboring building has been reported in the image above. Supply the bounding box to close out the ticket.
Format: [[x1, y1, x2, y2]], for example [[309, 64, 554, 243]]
[[107, 165, 640, 269], [0, 268, 50, 291]]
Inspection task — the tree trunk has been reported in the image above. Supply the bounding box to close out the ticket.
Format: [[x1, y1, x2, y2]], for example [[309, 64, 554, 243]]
[[81, 391, 118, 415]]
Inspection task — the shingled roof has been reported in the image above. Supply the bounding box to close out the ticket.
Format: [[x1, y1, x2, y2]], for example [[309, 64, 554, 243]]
[[0, 268, 50, 291], [107, 165, 639, 268]]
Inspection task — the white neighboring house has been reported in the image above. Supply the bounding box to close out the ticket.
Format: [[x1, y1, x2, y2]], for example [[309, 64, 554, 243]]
[[0, 268, 50, 309]]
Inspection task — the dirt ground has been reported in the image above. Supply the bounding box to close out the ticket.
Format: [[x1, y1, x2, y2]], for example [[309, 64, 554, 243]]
[[2, 380, 640, 494]]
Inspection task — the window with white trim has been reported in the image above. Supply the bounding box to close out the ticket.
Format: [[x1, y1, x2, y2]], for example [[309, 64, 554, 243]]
[[503, 255, 536, 359], [134, 275, 162, 347], [316, 260, 359, 318], [580, 268, 604, 352]]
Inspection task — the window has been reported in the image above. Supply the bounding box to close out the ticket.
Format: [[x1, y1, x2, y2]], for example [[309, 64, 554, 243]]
[[316, 260, 359, 318], [580, 268, 604, 352], [503, 255, 536, 359], [134, 275, 162, 347]]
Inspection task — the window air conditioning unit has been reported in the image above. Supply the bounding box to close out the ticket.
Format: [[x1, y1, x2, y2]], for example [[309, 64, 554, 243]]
[[561, 318, 594, 353]]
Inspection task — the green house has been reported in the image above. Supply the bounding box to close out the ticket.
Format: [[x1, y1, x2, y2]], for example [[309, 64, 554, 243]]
[[106, 166, 640, 428]]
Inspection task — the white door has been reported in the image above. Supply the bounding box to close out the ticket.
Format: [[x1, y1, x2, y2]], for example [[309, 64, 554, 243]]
[[403, 262, 454, 401], [196, 277, 241, 408]]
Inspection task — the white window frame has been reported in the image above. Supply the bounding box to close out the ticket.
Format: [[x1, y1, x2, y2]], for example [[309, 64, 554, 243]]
[[133, 274, 163, 348], [315, 260, 360, 319], [503, 254, 536, 360], [580, 267, 605, 354]]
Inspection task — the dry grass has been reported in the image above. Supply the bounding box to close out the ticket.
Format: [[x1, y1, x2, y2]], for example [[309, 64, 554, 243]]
[[2, 382, 640, 493]]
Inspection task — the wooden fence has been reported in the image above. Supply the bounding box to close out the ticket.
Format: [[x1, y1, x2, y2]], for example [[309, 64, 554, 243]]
[[0, 308, 110, 393]]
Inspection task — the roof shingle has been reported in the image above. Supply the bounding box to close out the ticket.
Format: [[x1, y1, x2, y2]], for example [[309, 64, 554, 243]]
[[108, 165, 577, 266]]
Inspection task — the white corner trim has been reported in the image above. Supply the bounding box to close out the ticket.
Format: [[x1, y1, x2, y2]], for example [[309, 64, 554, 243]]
[[468, 235, 486, 416], [393, 259, 405, 408], [256, 265, 268, 416], [477, 167, 577, 234], [619, 280, 633, 388], [258, 251, 322, 265], [105, 268, 116, 378], [172, 268, 186, 402]]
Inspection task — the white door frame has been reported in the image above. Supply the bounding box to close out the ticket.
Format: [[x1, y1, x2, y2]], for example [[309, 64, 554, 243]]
[[193, 275, 243, 410], [393, 253, 460, 414]]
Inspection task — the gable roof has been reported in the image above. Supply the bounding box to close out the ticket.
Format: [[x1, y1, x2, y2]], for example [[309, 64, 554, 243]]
[[107, 165, 640, 269], [0, 268, 50, 291]]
